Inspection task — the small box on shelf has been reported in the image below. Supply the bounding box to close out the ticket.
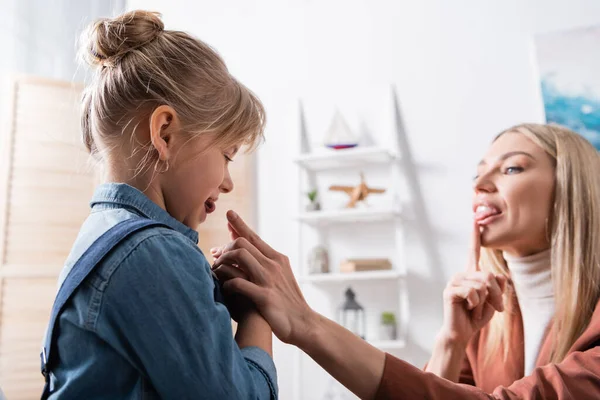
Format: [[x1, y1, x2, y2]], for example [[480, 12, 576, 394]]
[[339, 258, 392, 273]]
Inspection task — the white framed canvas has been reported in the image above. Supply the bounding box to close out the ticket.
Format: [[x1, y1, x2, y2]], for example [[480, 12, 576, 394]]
[[535, 25, 600, 150]]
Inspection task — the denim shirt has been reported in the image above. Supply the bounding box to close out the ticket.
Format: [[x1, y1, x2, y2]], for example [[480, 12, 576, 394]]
[[47, 183, 278, 399]]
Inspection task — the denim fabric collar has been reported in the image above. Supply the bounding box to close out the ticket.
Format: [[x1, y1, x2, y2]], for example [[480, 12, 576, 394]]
[[90, 183, 199, 243]]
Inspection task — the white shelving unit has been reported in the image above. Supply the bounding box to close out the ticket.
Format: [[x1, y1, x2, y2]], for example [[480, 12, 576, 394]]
[[295, 207, 403, 227], [300, 270, 406, 284], [294, 90, 412, 400], [294, 146, 397, 171]]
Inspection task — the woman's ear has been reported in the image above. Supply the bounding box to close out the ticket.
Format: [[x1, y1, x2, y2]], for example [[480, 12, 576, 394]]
[[149, 105, 180, 161]]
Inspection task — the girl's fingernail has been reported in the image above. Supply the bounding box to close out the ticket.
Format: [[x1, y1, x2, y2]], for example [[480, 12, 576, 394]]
[[210, 247, 219, 254]]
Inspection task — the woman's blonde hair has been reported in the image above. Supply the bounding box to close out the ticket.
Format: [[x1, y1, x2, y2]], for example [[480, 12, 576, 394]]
[[79, 10, 264, 167], [482, 123, 600, 364]]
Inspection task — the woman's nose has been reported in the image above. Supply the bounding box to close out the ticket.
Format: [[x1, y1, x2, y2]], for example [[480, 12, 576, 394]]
[[473, 172, 496, 193]]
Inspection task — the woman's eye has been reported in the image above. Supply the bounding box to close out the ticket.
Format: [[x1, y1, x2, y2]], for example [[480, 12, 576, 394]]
[[504, 166, 523, 174], [224, 154, 233, 163]]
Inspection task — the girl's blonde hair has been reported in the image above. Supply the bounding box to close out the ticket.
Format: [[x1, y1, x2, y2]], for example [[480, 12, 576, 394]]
[[79, 10, 264, 165], [482, 123, 600, 364]]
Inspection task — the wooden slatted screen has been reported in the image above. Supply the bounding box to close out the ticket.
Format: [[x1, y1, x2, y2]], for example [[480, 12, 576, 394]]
[[0, 77, 92, 400]]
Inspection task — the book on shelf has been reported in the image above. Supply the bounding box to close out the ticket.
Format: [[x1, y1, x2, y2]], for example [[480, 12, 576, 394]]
[[339, 258, 392, 273]]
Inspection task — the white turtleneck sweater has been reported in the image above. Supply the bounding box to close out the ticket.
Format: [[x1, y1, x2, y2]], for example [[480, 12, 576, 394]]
[[503, 249, 554, 375]]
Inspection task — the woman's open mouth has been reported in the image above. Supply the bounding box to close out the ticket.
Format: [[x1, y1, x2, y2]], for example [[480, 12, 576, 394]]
[[474, 205, 502, 225], [205, 199, 216, 214]]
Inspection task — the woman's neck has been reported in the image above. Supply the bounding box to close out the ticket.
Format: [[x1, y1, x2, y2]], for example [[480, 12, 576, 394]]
[[503, 248, 553, 299], [503, 248, 554, 375]]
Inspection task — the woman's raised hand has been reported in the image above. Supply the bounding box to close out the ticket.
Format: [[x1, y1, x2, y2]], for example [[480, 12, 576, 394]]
[[211, 211, 316, 346], [440, 221, 507, 347]]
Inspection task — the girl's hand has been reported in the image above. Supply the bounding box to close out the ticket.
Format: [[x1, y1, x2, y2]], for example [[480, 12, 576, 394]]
[[439, 221, 507, 347], [210, 264, 256, 323]]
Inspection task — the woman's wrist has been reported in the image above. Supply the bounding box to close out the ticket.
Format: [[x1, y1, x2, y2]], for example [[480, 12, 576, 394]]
[[425, 330, 469, 381], [290, 309, 387, 400], [291, 309, 323, 352], [435, 330, 469, 352]]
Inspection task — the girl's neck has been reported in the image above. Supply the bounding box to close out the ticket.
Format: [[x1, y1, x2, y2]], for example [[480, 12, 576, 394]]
[[104, 162, 166, 211]]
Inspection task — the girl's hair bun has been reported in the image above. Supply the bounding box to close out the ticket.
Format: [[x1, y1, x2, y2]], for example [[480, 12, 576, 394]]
[[80, 10, 164, 68]]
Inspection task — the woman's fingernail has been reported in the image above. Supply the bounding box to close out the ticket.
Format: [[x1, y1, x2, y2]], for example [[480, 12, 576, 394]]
[[210, 247, 219, 254], [227, 210, 238, 221]]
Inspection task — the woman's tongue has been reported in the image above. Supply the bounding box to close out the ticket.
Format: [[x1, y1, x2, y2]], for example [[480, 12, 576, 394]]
[[475, 206, 499, 221]]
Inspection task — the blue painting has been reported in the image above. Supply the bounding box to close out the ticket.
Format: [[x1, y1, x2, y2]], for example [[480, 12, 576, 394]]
[[535, 26, 600, 150]]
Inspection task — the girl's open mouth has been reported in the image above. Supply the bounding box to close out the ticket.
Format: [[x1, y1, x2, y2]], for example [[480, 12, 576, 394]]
[[205, 199, 216, 214]]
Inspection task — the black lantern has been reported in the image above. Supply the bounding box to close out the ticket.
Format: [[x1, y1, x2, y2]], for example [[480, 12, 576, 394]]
[[338, 287, 366, 339]]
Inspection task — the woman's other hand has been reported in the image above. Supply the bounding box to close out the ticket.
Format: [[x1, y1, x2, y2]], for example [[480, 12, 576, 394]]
[[212, 211, 316, 346], [440, 221, 507, 347]]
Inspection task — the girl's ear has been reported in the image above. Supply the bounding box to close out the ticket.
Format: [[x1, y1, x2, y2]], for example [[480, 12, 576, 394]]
[[149, 105, 180, 161]]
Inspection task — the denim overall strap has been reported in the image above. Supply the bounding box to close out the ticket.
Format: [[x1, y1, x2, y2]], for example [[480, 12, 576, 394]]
[[40, 218, 169, 399]]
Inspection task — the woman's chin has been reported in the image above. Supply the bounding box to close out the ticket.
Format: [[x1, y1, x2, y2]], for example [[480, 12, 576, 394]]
[[480, 228, 504, 249]]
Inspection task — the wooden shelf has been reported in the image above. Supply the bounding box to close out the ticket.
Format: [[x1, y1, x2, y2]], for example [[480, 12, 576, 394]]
[[296, 207, 402, 226], [369, 339, 407, 350], [300, 270, 405, 284], [294, 147, 396, 171]]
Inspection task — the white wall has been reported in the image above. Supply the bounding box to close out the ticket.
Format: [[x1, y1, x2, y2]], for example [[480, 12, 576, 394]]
[[0, 0, 125, 143], [125, 1, 600, 398], [0, 0, 123, 81]]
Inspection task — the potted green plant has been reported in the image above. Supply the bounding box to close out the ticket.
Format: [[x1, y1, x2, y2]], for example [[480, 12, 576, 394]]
[[306, 189, 321, 211], [380, 311, 397, 341]]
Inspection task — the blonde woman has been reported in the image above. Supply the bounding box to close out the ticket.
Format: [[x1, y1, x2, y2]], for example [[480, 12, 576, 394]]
[[41, 10, 277, 400], [214, 123, 600, 399]]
